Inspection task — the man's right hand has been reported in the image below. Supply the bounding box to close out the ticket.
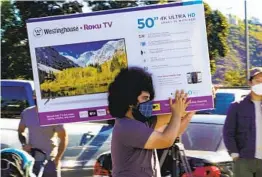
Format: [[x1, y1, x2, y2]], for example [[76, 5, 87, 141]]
[[170, 90, 190, 118], [22, 144, 32, 152]]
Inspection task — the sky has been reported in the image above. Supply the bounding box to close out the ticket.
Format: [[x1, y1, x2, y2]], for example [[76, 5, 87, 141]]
[[81, 0, 262, 21], [204, 0, 262, 21]]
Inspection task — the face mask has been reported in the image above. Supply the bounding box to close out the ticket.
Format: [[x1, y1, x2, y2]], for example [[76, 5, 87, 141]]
[[252, 83, 262, 95], [132, 100, 153, 123]]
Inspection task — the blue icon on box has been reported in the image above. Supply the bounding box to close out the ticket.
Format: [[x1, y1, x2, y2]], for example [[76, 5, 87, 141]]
[[140, 42, 146, 46]]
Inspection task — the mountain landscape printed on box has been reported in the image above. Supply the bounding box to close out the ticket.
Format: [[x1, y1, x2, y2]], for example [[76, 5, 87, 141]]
[[36, 38, 128, 99]]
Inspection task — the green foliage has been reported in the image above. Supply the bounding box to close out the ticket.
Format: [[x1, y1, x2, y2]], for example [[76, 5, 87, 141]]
[[213, 20, 262, 86], [224, 70, 246, 86], [110, 55, 121, 72], [86, 1, 138, 11], [204, 4, 229, 74], [40, 51, 128, 98], [1, 1, 83, 79]]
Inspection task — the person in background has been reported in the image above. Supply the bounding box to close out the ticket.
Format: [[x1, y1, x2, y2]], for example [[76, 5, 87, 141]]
[[108, 67, 195, 177], [223, 67, 262, 177], [18, 91, 68, 177]]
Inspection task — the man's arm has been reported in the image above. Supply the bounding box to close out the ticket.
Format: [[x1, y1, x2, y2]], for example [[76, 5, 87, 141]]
[[144, 113, 181, 149], [155, 112, 195, 135], [154, 114, 171, 130], [18, 124, 27, 145], [223, 103, 239, 158], [18, 121, 32, 152], [178, 112, 195, 136], [144, 92, 190, 149], [54, 127, 68, 166]]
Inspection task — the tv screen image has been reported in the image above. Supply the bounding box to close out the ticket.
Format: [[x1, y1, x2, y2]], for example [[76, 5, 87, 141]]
[[35, 38, 128, 99]]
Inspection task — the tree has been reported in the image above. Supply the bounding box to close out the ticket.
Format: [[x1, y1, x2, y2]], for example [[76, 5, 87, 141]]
[[1, 1, 22, 79], [86, 1, 229, 75], [224, 70, 246, 86], [86, 1, 138, 11], [1, 1, 83, 79], [204, 4, 229, 74], [110, 56, 121, 72]]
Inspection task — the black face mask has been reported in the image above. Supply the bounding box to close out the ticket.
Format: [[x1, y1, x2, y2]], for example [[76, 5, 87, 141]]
[[132, 107, 148, 123]]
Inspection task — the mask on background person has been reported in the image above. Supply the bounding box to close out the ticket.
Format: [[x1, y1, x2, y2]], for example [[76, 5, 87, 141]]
[[132, 100, 153, 123], [252, 83, 262, 96]]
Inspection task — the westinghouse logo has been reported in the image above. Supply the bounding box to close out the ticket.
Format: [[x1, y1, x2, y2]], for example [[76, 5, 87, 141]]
[[33, 26, 79, 37], [33, 27, 43, 37]]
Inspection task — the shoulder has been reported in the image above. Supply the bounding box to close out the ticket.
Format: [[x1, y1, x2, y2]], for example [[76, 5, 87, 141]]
[[21, 106, 37, 119], [113, 118, 154, 148], [22, 106, 37, 114], [228, 95, 252, 115], [230, 94, 251, 108], [115, 118, 149, 133], [116, 118, 143, 128]]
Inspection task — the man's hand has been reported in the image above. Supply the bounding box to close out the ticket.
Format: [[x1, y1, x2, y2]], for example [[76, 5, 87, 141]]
[[182, 111, 196, 120], [22, 144, 32, 152], [170, 90, 190, 118]]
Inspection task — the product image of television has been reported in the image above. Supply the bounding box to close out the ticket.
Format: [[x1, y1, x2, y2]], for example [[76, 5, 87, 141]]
[[35, 38, 128, 99], [187, 72, 202, 84]]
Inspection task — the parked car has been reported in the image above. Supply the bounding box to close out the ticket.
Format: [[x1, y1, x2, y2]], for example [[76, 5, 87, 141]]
[[198, 88, 250, 115], [93, 114, 233, 177], [0, 118, 113, 177], [0, 80, 113, 177], [1, 80, 35, 118]]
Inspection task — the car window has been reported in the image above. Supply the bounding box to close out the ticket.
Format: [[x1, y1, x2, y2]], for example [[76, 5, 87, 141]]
[[181, 123, 223, 151], [1, 85, 32, 119], [1, 98, 29, 119]]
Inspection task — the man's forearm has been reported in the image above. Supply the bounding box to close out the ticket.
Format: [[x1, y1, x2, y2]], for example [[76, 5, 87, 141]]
[[178, 120, 189, 136], [162, 113, 181, 146], [18, 132, 27, 145], [55, 139, 68, 160]]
